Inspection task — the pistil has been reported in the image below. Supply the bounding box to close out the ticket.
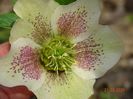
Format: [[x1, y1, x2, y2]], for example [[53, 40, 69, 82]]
[[40, 35, 75, 73]]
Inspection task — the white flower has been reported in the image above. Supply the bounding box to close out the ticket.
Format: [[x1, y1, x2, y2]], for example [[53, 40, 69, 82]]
[[0, 0, 122, 99]]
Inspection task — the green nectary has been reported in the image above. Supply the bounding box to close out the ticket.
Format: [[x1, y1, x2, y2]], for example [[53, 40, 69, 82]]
[[40, 35, 76, 72]]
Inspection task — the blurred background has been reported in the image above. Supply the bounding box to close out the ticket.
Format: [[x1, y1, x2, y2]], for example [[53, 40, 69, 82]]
[[0, 0, 11, 43], [94, 0, 133, 99], [0, 0, 133, 99]]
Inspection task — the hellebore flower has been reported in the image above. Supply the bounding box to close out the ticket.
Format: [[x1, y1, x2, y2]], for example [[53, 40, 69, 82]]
[[0, 0, 122, 99]]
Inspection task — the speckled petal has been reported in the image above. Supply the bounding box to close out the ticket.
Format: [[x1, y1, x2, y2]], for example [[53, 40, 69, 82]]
[[73, 26, 123, 79], [51, 0, 100, 41], [14, 0, 59, 21], [0, 38, 44, 91], [10, 19, 51, 44], [34, 72, 95, 99]]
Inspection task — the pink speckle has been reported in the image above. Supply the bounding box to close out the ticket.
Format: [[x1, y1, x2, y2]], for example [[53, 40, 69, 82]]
[[76, 51, 99, 70], [10, 46, 42, 80], [75, 36, 104, 71], [28, 13, 51, 44], [57, 7, 88, 37]]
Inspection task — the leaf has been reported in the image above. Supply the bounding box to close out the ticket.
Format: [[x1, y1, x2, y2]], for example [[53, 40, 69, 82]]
[[0, 12, 19, 29], [0, 28, 10, 43], [100, 92, 118, 99], [55, 0, 77, 5], [11, 0, 17, 5], [127, 14, 133, 22]]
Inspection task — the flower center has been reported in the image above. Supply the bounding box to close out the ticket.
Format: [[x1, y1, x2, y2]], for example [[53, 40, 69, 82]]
[[40, 35, 75, 72]]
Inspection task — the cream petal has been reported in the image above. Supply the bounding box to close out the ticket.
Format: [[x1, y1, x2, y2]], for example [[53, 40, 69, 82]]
[[34, 72, 95, 99], [10, 19, 33, 43], [51, 0, 100, 41], [10, 18, 52, 44], [0, 38, 44, 91], [12, 0, 59, 44], [73, 26, 123, 79], [14, 0, 59, 21]]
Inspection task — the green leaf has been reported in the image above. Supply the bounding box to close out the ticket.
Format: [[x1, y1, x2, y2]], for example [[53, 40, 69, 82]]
[[100, 92, 118, 99], [11, 0, 17, 5], [127, 14, 133, 22], [0, 28, 10, 43], [55, 0, 77, 5], [0, 12, 19, 29]]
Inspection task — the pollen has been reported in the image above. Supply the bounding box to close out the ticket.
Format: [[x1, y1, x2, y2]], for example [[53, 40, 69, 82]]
[[40, 35, 76, 73]]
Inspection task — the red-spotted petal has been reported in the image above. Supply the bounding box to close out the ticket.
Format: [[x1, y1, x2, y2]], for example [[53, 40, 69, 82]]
[[75, 35, 103, 71], [57, 8, 88, 37], [0, 38, 44, 91], [12, 0, 59, 44], [51, 0, 100, 42], [10, 17, 51, 45], [73, 26, 123, 79], [10, 46, 41, 80]]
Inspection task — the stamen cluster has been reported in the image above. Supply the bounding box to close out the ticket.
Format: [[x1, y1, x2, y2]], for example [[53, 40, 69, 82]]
[[40, 35, 75, 73]]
